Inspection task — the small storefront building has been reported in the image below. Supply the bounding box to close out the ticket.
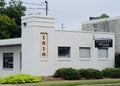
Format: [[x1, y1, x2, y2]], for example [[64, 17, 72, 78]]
[[0, 14, 115, 77]]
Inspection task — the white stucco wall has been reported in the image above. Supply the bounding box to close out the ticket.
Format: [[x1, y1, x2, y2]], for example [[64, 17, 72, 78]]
[[54, 31, 114, 70], [21, 14, 115, 76], [0, 46, 21, 77], [0, 14, 115, 77], [21, 15, 56, 76]]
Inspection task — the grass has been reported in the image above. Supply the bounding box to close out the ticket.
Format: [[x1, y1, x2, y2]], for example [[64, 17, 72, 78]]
[[34, 79, 120, 86]]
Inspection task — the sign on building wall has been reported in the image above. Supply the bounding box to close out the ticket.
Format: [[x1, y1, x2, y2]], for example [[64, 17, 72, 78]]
[[40, 33, 48, 59], [95, 39, 112, 48]]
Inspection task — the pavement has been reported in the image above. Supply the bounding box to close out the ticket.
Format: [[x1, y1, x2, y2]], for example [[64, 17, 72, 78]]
[[0, 84, 120, 86]]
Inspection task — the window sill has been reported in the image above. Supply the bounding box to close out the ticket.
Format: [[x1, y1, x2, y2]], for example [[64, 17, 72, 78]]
[[98, 58, 109, 61], [40, 59, 48, 62], [79, 58, 92, 61], [57, 58, 71, 61], [3, 68, 13, 70]]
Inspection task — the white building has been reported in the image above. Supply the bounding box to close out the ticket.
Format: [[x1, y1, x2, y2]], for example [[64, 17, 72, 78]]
[[0, 14, 115, 77], [81, 16, 120, 53]]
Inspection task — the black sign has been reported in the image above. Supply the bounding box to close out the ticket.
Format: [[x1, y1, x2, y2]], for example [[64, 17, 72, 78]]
[[95, 39, 113, 48]]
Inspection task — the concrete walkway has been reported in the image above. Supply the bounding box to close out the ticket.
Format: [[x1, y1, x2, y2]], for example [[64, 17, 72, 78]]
[[78, 84, 120, 86]]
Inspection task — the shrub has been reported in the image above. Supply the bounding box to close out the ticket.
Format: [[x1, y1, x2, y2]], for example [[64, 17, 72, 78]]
[[79, 68, 103, 79], [102, 68, 120, 78], [0, 74, 41, 84], [53, 68, 80, 80], [115, 53, 120, 68], [53, 68, 66, 78], [79, 69, 88, 78]]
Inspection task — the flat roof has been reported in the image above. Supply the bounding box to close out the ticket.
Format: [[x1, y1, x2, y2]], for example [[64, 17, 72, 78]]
[[55, 30, 115, 35], [0, 38, 22, 47], [81, 16, 120, 24]]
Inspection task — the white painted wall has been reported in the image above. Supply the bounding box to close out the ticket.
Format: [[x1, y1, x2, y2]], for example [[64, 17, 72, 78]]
[[21, 14, 56, 76], [21, 14, 115, 76], [0, 14, 115, 77], [55, 31, 115, 70], [0, 46, 21, 77]]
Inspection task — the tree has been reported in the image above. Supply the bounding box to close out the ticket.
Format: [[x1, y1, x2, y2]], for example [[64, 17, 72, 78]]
[[3, 0, 26, 26], [0, 14, 20, 39], [0, 0, 6, 13], [97, 13, 109, 19], [0, 0, 26, 39]]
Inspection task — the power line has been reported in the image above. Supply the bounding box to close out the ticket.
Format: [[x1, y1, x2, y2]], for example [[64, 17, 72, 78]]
[[23, 1, 44, 6], [26, 7, 49, 11], [27, 8, 45, 10], [23, 1, 49, 16]]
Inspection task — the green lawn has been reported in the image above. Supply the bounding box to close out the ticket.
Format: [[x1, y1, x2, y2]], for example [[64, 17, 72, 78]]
[[34, 79, 120, 86]]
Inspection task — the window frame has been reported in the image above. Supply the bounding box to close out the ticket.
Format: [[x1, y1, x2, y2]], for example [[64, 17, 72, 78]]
[[3, 52, 14, 69], [93, 24, 98, 32], [58, 47, 71, 58], [79, 47, 91, 58], [98, 48, 108, 58]]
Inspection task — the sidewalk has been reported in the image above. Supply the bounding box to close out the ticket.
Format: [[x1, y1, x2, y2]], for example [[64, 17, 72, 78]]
[[79, 84, 120, 86]]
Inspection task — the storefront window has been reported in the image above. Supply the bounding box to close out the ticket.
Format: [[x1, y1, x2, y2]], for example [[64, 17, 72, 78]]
[[58, 47, 70, 58]]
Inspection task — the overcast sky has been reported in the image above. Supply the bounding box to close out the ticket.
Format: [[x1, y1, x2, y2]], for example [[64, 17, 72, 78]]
[[20, 0, 120, 30]]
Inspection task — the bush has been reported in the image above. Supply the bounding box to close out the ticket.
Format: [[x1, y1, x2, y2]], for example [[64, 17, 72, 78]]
[[0, 74, 41, 84], [115, 53, 120, 68], [53, 68, 66, 78], [79, 68, 103, 79], [102, 68, 120, 78], [53, 68, 80, 80]]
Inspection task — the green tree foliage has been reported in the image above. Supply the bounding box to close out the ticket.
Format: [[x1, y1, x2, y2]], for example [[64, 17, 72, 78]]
[[0, 0, 26, 39], [0, 14, 20, 39], [3, 0, 26, 26], [0, 0, 6, 13], [97, 13, 109, 19]]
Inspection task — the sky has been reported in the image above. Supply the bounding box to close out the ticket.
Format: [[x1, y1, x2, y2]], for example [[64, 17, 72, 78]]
[[8, 0, 120, 30]]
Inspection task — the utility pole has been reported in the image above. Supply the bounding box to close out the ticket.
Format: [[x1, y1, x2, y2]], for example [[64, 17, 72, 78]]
[[62, 23, 64, 30], [45, 0, 48, 16]]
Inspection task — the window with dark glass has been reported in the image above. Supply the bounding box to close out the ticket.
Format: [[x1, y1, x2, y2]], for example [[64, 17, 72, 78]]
[[58, 47, 70, 58], [3, 53, 13, 69]]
